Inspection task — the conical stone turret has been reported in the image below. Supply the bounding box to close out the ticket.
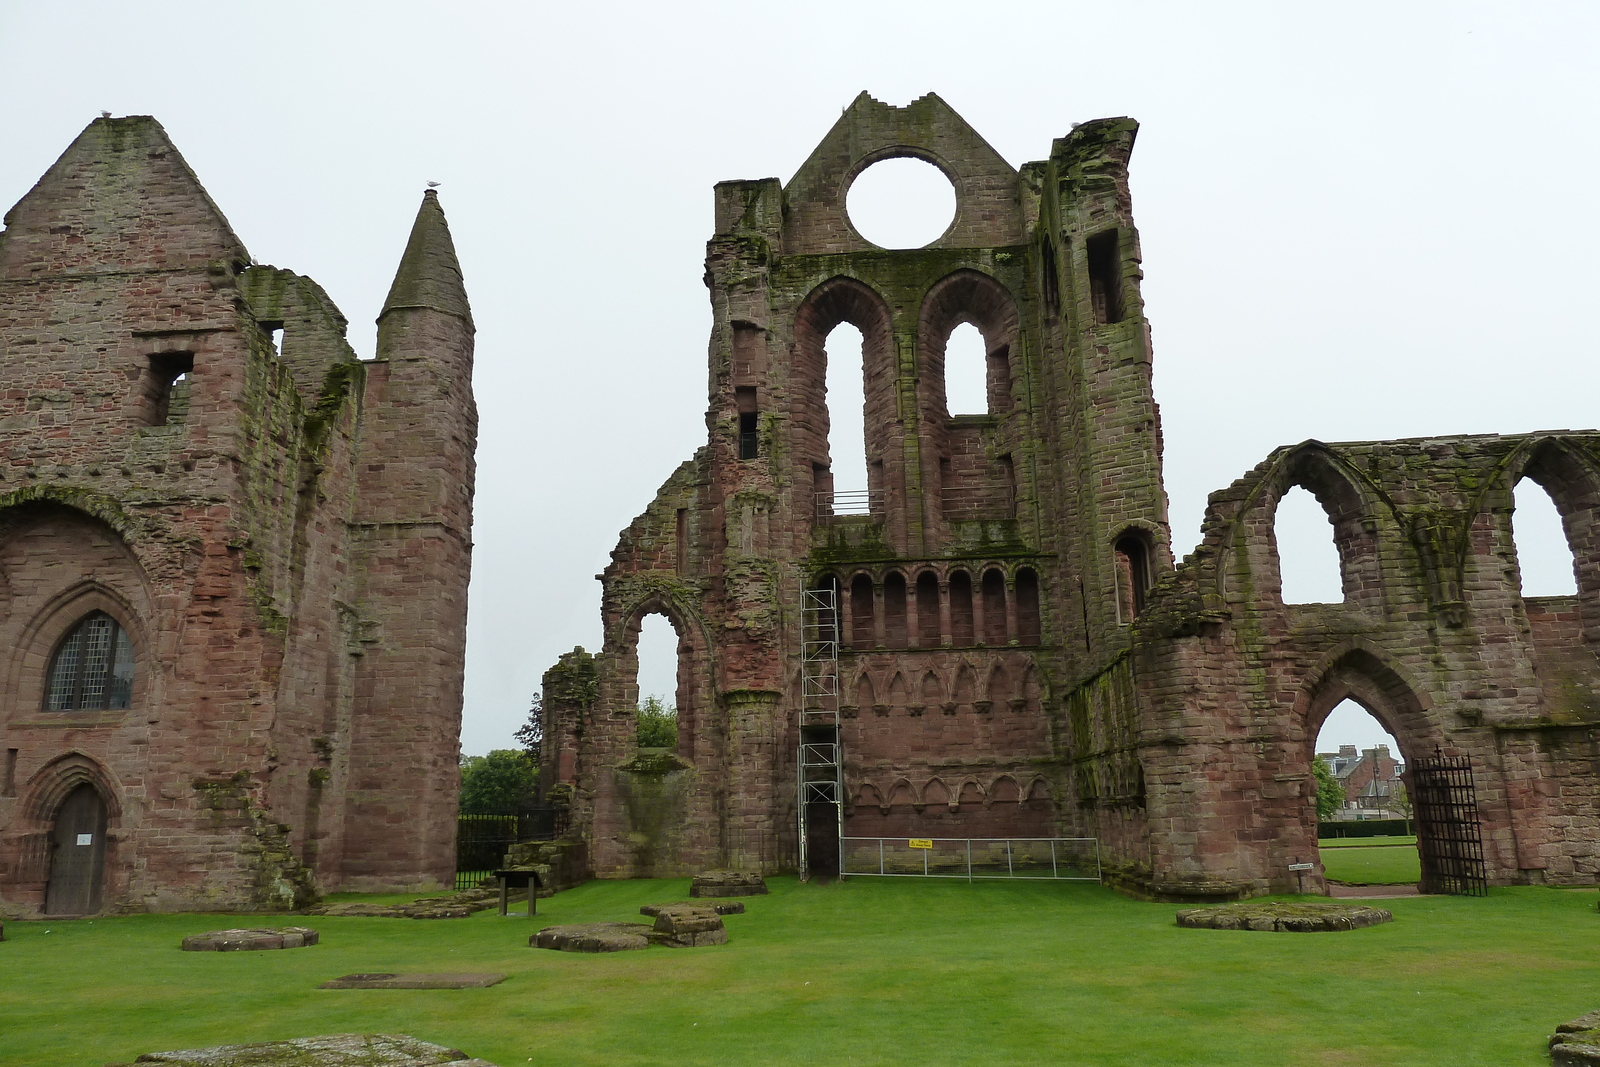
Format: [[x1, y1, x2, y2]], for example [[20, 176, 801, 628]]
[[379, 189, 472, 326], [342, 188, 477, 890]]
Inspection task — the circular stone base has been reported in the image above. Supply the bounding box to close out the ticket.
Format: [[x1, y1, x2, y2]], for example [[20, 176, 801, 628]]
[[1176, 901, 1392, 932], [181, 926, 320, 951]]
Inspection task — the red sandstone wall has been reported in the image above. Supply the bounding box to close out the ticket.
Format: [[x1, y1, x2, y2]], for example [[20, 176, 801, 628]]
[[1120, 435, 1600, 897], [0, 117, 474, 914], [576, 100, 1167, 879]]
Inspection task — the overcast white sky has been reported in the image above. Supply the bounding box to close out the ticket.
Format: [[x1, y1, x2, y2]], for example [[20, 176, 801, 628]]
[[3, 2, 1595, 759]]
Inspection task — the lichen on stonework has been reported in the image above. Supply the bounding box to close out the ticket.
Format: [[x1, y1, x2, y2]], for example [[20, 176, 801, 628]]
[[300, 359, 361, 453]]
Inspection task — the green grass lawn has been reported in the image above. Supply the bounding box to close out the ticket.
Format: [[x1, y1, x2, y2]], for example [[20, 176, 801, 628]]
[[2, 879, 1596, 1066], [1318, 835, 1417, 849], [1319, 844, 1423, 885]]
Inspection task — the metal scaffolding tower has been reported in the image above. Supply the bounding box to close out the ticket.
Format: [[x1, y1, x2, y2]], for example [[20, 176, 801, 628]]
[[798, 586, 843, 880]]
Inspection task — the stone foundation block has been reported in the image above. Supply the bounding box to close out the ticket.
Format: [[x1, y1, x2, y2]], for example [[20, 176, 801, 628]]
[[304, 888, 497, 919], [640, 900, 744, 917], [530, 922, 652, 952], [645, 904, 728, 947], [1552, 1011, 1600, 1066], [689, 870, 768, 898]]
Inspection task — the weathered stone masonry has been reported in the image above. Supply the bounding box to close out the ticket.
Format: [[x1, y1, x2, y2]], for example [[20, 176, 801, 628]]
[[552, 93, 1600, 898], [0, 116, 476, 914]]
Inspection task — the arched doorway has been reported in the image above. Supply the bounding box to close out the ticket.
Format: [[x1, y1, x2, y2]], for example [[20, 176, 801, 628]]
[[1304, 650, 1435, 895], [1313, 697, 1419, 891], [46, 784, 107, 914]]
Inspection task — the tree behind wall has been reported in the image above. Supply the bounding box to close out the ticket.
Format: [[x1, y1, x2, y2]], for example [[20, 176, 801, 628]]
[[1313, 756, 1345, 821], [637, 696, 678, 749], [458, 749, 540, 814], [514, 692, 543, 759]]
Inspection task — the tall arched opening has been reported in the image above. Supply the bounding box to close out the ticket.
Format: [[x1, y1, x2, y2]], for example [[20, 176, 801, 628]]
[[792, 278, 896, 526], [635, 612, 683, 754], [1303, 650, 1448, 894], [1512, 477, 1578, 598], [591, 598, 716, 879], [917, 270, 1020, 532], [625, 608, 695, 761]]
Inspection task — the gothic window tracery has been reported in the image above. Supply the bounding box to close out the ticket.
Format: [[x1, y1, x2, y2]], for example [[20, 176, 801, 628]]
[[45, 612, 134, 711]]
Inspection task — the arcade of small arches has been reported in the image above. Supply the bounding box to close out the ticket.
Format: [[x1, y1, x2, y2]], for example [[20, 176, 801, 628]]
[[841, 653, 1039, 719], [816, 563, 1043, 651], [850, 773, 1054, 816]]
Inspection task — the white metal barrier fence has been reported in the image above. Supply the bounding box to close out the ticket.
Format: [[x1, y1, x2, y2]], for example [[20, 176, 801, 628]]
[[841, 837, 1101, 882]]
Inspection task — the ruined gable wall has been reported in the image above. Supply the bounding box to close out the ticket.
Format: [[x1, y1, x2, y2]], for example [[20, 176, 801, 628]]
[[0, 117, 469, 911], [588, 454, 729, 877], [1126, 433, 1600, 897], [574, 98, 1176, 877], [0, 118, 321, 912]]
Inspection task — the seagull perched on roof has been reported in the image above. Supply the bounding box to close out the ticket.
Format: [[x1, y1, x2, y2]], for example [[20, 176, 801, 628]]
[[100, 111, 111, 118]]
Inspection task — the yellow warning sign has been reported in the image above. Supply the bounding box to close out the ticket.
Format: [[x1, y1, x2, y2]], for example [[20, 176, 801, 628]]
[[908, 839, 933, 850]]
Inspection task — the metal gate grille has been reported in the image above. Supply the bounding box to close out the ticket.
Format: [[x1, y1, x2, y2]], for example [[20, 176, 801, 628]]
[[1410, 753, 1488, 897], [454, 807, 567, 890]]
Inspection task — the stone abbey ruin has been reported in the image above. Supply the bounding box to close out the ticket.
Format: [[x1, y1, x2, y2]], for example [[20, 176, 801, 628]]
[[3, 95, 1597, 917], [0, 116, 475, 914], [541, 92, 1600, 899]]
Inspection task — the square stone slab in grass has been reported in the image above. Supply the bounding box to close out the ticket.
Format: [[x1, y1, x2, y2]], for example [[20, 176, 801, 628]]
[[103, 1032, 497, 1065], [181, 927, 320, 951], [318, 973, 507, 989]]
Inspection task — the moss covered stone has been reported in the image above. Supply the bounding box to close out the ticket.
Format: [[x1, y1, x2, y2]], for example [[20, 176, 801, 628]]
[[1176, 901, 1392, 933], [105, 1033, 494, 1066]]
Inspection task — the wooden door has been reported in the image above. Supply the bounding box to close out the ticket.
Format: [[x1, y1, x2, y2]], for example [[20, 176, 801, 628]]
[[45, 785, 107, 914]]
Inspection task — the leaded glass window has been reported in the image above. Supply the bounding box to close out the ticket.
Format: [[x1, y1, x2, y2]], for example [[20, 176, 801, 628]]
[[45, 613, 134, 711]]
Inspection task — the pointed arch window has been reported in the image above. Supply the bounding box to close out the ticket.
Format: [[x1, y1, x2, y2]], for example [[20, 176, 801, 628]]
[[1275, 485, 1342, 604], [945, 323, 988, 416], [1512, 478, 1578, 597], [45, 612, 134, 711]]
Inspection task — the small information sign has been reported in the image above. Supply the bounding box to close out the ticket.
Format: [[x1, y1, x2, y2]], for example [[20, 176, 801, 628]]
[[908, 839, 933, 850], [1287, 862, 1315, 871], [76, 834, 93, 846]]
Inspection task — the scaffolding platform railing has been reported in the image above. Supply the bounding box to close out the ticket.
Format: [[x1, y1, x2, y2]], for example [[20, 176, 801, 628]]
[[841, 837, 1101, 882], [798, 586, 843, 880], [814, 489, 883, 518], [801, 742, 839, 767]]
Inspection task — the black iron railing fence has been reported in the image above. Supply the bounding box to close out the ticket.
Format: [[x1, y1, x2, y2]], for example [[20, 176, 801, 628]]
[[454, 805, 567, 891]]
